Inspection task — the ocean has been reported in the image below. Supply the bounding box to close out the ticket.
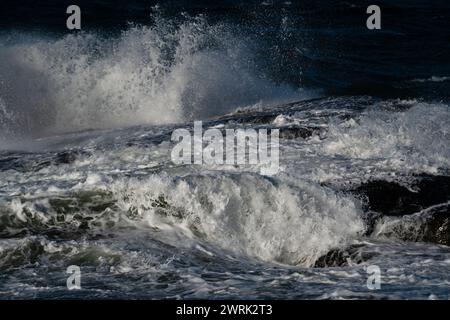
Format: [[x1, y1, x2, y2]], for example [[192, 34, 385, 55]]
[[0, 0, 449, 299]]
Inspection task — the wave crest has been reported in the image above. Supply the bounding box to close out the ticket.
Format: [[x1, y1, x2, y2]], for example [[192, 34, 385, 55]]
[[0, 15, 306, 139]]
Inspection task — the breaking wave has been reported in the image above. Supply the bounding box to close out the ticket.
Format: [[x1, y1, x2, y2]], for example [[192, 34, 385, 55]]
[[0, 14, 310, 140], [1, 172, 364, 267], [322, 102, 450, 174]]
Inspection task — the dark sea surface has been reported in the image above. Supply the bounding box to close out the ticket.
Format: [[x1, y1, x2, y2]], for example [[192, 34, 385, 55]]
[[0, 1, 450, 299]]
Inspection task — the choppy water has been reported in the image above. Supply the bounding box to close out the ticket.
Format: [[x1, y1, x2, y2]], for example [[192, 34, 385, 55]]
[[0, 1, 450, 299]]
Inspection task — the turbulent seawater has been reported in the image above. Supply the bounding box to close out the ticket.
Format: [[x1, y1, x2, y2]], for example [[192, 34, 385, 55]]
[[0, 1, 450, 299]]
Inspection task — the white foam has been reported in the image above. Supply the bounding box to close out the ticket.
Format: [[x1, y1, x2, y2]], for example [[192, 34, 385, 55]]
[[322, 102, 450, 173], [107, 173, 364, 267]]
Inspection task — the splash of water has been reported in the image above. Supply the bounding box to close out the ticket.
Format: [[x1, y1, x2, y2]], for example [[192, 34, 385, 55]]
[[0, 15, 308, 140]]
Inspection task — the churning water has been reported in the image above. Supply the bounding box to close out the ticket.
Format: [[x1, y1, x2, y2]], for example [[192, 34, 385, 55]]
[[0, 1, 450, 299]]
